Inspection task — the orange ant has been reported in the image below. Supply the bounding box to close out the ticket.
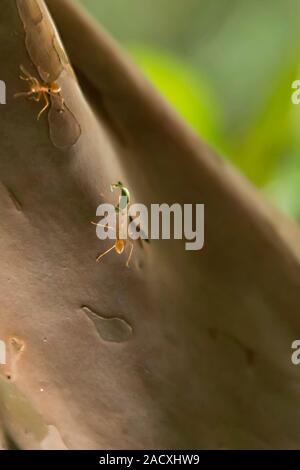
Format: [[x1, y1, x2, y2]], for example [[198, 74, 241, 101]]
[[92, 221, 134, 267], [14, 65, 64, 120], [92, 183, 134, 267]]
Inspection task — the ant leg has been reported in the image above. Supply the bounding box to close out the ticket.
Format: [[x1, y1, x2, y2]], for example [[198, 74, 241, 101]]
[[19, 67, 39, 86], [37, 93, 49, 120], [32, 92, 41, 102], [91, 221, 114, 230], [19, 75, 39, 88], [19, 65, 36, 80], [14, 91, 34, 99], [96, 244, 115, 262], [126, 242, 134, 267], [19, 75, 31, 81], [19, 65, 31, 77]]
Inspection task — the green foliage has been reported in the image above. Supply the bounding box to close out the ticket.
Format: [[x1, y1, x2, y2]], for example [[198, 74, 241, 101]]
[[265, 151, 300, 221], [128, 46, 222, 148], [79, 0, 300, 221], [231, 57, 299, 187]]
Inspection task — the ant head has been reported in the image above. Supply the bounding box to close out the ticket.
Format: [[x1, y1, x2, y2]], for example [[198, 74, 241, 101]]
[[31, 85, 39, 93]]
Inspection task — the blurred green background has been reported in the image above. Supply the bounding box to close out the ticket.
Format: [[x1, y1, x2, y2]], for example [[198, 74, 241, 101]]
[[78, 0, 300, 220]]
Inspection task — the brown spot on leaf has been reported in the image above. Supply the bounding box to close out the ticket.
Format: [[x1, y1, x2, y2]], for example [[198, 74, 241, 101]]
[[82, 306, 133, 343]]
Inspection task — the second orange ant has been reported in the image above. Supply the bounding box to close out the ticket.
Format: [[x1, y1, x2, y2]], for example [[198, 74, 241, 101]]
[[14, 65, 64, 120]]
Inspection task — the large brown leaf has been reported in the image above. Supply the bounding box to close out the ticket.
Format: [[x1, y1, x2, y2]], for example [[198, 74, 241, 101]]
[[0, 0, 299, 449]]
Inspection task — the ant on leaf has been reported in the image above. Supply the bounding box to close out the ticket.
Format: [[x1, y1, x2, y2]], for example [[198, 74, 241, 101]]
[[92, 182, 134, 267], [14, 65, 64, 120]]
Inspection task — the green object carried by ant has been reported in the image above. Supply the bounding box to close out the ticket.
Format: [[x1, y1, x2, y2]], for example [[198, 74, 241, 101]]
[[110, 181, 131, 213]]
